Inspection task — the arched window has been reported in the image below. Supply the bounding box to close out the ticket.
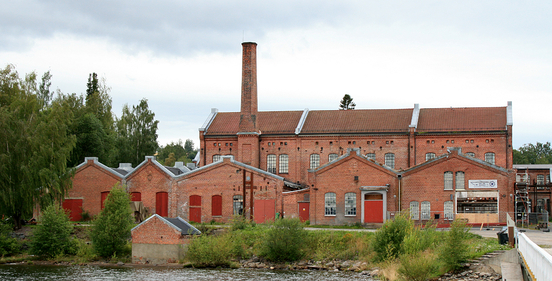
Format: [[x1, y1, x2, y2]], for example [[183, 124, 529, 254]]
[[444, 172, 453, 190], [456, 171, 465, 190], [233, 195, 243, 215], [212, 154, 221, 162], [366, 153, 376, 161], [267, 154, 276, 173], [410, 201, 419, 220], [328, 153, 339, 162], [485, 152, 495, 165], [425, 152, 436, 161], [279, 154, 288, 174], [384, 153, 395, 169], [325, 192, 336, 216], [421, 201, 431, 220], [345, 192, 356, 216], [444, 201, 454, 220], [310, 154, 320, 169]]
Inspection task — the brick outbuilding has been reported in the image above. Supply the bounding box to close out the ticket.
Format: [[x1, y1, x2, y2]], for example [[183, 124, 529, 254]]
[[131, 214, 200, 264]]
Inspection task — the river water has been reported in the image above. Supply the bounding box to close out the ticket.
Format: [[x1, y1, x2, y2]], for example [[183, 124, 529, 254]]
[[0, 264, 374, 280]]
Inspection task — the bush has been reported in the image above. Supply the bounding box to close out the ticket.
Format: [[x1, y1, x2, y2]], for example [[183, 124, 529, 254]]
[[230, 215, 254, 231], [261, 218, 306, 262], [398, 251, 439, 281], [30, 204, 75, 257], [0, 221, 19, 256], [439, 219, 470, 271], [90, 185, 133, 258], [402, 221, 441, 255], [372, 212, 413, 262], [186, 234, 234, 267]]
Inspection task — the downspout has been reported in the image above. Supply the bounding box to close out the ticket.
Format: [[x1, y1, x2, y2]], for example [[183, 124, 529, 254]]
[[398, 174, 402, 212]]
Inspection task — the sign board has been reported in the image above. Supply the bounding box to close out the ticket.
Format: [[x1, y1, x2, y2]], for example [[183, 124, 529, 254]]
[[469, 180, 497, 189]]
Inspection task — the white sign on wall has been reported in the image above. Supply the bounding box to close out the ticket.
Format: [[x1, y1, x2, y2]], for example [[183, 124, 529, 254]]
[[469, 180, 497, 189]]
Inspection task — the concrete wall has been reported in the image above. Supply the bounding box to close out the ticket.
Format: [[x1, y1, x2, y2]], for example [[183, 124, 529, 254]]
[[132, 243, 187, 264]]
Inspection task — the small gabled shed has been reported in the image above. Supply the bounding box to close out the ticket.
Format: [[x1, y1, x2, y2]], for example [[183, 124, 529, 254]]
[[131, 214, 201, 264]]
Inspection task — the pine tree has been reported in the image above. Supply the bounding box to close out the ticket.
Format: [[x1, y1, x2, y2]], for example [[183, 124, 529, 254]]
[[339, 94, 356, 110]]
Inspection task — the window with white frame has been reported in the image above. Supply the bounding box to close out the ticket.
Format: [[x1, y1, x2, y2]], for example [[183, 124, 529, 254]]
[[456, 171, 465, 190], [421, 201, 431, 220], [426, 152, 436, 161], [213, 155, 221, 162], [329, 153, 339, 162], [366, 153, 376, 161], [410, 201, 419, 220], [465, 152, 475, 157], [267, 154, 276, 173], [345, 193, 356, 216], [233, 195, 243, 215], [310, 154, 320, 169], [537, 174, 545, 185], [384, 153, 395, 169], [325, 192, 336, 216], [279, 154, 288, 173], [485, 152, 495, 165], [444, 172, 453, 190], [444, 201, 454, 220]]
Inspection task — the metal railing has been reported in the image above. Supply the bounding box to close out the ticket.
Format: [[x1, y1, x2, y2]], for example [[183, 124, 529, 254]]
[[518, 232, 552, 280]]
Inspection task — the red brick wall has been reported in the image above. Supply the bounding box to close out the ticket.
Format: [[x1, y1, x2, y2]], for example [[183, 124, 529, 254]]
[[126, 160, 174, 217], [132, 216, 186, 245], [310, 153, 398, 225], [175, 158, 284, 223], [67, 159, 122, 218], [283, 189, 310, 219], [401, 153, 512, 224]]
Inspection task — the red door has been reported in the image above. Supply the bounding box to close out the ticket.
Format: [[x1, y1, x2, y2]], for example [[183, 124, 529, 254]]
[[299, 202, 310, 222], [156, 192, 168, 217], [130, 192, 141, 201], [212, 195, 222, 216], [101, 191, 109, 209], [62, 199, 82, 221], [189, 195, 201, 223], [364, 200, 383, 223], [254, 199, 275, 224]]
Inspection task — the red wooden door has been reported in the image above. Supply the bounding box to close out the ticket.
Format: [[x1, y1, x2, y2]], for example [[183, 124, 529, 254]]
[[189, 195, 202, 223], [101, 191, 109, 209], [364, 200, 383, 223], [254, 199, 275, 224], [130, 192, 141, 201], [212, 195, 222, 216], [62, 199, 82, 221], [156, 192, 168, 217], [298, 202, 310, 222]]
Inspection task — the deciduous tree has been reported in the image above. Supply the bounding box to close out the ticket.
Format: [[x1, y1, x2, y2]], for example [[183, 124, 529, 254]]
[[513, 142, 552, 164]]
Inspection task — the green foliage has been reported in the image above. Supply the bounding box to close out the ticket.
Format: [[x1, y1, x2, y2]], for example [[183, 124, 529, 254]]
[[514, 142, 552, 164], [402, 221, 441, 255], [372, 212, 414, 262], [157, 139, 198, 166], [339, 94, 356, 110], [30, 204, 75, 257], [398, 251, 439, 281], [90, 185, 133, 258], [230, 215, 255, 231], [439, 219, 470, 271], [0, 64, 76, 229], [115, 98, 159, 166], [0, 221, 19, 256], [306, 231, 373, 261], [261, 218, 307, 262], [186, 233, 234, 267]]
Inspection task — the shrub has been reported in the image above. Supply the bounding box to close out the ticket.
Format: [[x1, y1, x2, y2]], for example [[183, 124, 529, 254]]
[[230, 215, 254, 231], [0, 221, 19, 256], [261, 218, 306, 262], [90, 185, 133, 258], [402, 221, 441, 255], [439, 219, 470, 271], [30, 204, 75, 257], [398, 251, 439, 281], [186, 234, 233, 267], [372, 212, 413, 262]]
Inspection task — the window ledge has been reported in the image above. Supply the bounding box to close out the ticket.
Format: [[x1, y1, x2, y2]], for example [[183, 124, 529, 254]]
[[344, 215, 357, 217], [325, 215, 337, 217]]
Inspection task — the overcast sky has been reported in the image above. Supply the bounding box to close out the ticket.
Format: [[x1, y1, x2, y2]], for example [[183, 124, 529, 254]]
[[2, 1, 551, 150]]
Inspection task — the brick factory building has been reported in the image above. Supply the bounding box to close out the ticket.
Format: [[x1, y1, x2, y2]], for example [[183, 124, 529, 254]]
[[65, 42, 516, 226]]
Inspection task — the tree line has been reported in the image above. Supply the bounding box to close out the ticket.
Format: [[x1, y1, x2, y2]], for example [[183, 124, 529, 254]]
[[0, 64, 196, 228]]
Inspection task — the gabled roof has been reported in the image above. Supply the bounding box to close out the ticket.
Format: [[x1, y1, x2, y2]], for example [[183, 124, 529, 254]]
[[125, 156, 191, 180], [417, 107, 507, 132], [301, 109, 413, 134], [76, 157, 126, 179], [131, 214, 201, 235], [204, 111, 303, 135], [311, 148, 398, 175]]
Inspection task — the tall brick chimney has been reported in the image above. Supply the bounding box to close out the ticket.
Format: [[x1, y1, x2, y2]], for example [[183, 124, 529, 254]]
[[239, 42, 258, 133]]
